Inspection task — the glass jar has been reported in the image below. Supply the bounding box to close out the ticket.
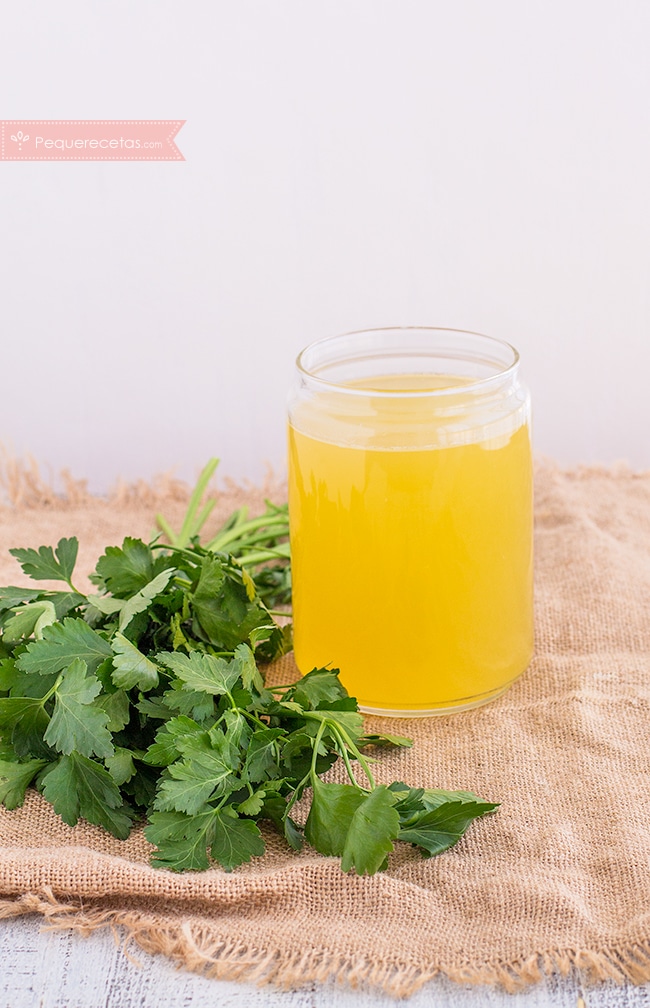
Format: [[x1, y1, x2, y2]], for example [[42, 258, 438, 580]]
[[287, 327, 533, 716]]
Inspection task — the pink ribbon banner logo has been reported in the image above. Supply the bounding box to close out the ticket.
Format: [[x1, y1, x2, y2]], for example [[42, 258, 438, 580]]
[[0, 120, 185, 161]]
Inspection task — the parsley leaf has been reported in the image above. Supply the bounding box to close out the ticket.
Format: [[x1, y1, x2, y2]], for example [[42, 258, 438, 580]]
[[118, 569, 176, 633], [305, 781, 400, 876], [191, 555, 269, 650], [9, 537, 79, 587], [17, 618, 112, 677], [94, 689, 131, 732], [154, 732, 238, 815], [105, 747, 136, 786], [339, 786, 400, 875], [146, 806, 265, 872], [92, 538, 162, 597], [145, 809, 213, 871], [43, 659, 114, 759], [0, 588, 85, 622], [397, 799, 499, 856], [0, 697, 51, 759], [48, 591, 87, 619], [156, 650, 240, 696], [243, 728, 284, 783], [289, 667, 349, 710], [111, 632, 159, 690], [41, 752, 133, 839], [0, 586, 48, 612], [142, 716, 204, 767], [0, 756, 48, 809], [0, 659, 17, 692], [160, 682, 215, 721], [304, 781, 366, 857], [208, 807, 265, 871], [2, 601, 57, 643]]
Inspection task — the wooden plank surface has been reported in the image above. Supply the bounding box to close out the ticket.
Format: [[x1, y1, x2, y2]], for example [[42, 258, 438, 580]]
[[2, 918, 649, 1008]]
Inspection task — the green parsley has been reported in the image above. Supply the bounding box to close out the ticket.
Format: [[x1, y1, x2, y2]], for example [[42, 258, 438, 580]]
[[0, 460, 498, 874]]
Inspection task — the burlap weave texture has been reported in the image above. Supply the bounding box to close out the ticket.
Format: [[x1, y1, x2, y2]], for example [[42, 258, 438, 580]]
[[0, 463, 649, 997]]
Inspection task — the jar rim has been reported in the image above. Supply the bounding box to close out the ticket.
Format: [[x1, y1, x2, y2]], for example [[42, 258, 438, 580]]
[[296, 326, 520, 398]]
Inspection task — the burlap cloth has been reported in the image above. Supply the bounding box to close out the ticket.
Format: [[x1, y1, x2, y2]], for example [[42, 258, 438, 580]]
[[0, 457, 649, 998]]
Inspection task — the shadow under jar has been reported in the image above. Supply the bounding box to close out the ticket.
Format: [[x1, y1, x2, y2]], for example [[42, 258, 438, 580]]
[[287, 327, 533, 716]]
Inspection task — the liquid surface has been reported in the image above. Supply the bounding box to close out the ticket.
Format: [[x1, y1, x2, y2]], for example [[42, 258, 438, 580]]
[[288, 374, 533, 713], [341, 373, 473, 392]]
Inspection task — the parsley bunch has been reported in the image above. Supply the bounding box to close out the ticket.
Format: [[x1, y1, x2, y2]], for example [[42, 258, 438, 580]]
[[0, 465, 497, 874]]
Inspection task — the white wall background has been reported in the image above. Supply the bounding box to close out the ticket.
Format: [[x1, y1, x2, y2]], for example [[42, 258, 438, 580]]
[[1, 1, 649, 493]]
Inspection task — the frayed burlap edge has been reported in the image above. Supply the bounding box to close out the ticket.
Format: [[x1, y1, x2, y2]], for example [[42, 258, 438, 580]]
[[2, 450, 647, 513], [0, 449, 286, 511], [2, 447, 646, 511], [533, 454, 650, 480], [2, 891, 650, 998]]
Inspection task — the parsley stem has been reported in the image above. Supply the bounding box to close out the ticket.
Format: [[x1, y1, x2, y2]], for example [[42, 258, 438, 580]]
[[335, 731, 371, 793], [175, 459, 219, 548], [155, 513, 176, 546], [240, 708, 270, 731], [299, 712, 375, 787], [41, 673, 63, 705], [236, 546, 290, 567], [150, 543, 206, 564], [335, 725, 376, 790], [207, 514, 288, 553], [193, 497, 217, 538], [284, 770, 311, 820], [309, 719, 328, 782], [225, 528, 288, 549]]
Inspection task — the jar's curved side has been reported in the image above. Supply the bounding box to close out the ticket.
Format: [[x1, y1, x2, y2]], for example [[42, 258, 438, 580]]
[[289, 327, 529, 452], [288, 374, 531, 452], [287, 327, 534, 714], [296, 327, 520, 395]]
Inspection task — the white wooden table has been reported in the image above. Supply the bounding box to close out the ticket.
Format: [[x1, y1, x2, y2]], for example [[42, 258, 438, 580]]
[[2, 918, 649, 1008]]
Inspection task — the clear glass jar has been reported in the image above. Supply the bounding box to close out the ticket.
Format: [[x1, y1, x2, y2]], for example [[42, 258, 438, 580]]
[[287, 327, 533, 716]]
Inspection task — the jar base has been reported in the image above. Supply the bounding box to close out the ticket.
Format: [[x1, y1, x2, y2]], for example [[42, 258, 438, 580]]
[[357, 673, 524, 718]]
